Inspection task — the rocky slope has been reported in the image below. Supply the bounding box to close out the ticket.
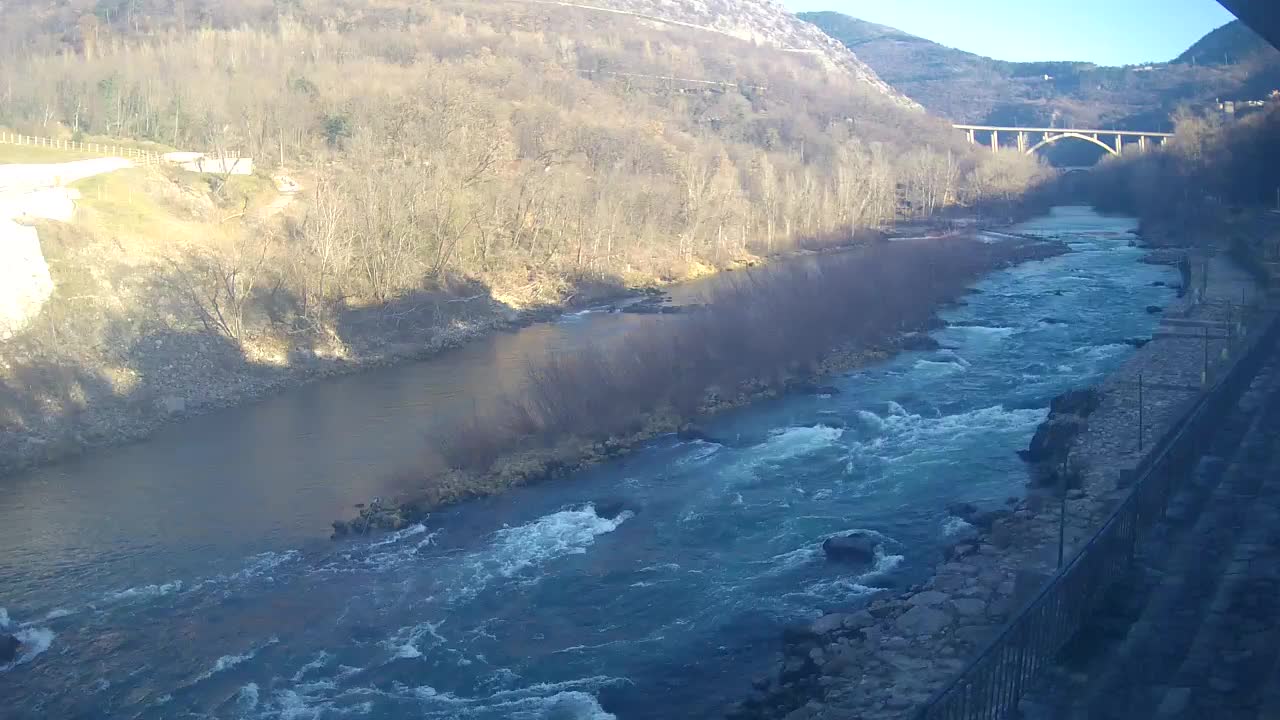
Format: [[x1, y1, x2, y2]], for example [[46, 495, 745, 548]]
[[521, 0, 919, 107]]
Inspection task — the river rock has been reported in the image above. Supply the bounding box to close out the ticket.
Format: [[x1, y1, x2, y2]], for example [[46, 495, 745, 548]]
[[1019, 416, 1084, 464], [844, 610, 875, 630], [1146, 305, 1163, 314], [593, 498, 636, 520], [990, 518, 1014, 548], [784, 379, 841, 396], [908, 590, 950, 607], [899, 333, 942, 352], [1049, 388, 1101, 417], [953, 598, 987, 617], [943, 542, 975, 561], [895, 605, 952, 636], [810, 613, 851, 636], [1124, 337, 1151, 348], [782, 623, 819, 645], [676, 424, 725, 445], [947, 502, 1009, 532], [0, 634, 19, 663], [1040, 317, 1066, 325], [955, 625, 995, 646], [157, 394, 186, 415], [822, 532, 879, 563]]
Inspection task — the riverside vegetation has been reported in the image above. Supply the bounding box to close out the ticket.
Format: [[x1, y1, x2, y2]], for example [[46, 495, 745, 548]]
[[0, 0, 1053, 474], [335, 233, 1067, 536], [1086, 104, 1280, 239]]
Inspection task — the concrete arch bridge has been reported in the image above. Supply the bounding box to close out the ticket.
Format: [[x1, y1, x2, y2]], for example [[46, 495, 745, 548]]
[[954, 125, 1175, 156]]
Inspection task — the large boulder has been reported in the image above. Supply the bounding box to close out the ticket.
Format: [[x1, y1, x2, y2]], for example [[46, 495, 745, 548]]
[[1049, 388, 1101, 418], [0, 634, 20, 664], [895, 605, 952, 636], [676, 423, 727, 445], [946, 501, 1010, 533], [822, 532, 879, 563], [1018, 416, 1084, 463], [593, 498, 637, 520], [899, 333, 942, 352]]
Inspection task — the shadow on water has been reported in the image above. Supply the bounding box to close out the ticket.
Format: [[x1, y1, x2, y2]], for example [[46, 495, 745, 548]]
[[0, 208, 1179, 720]]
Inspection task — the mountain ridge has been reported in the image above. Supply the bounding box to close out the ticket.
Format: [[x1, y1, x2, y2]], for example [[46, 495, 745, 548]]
[[800, 13, 1280, 129]]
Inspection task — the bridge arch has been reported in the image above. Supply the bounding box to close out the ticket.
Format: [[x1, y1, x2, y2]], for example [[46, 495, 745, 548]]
[[1025, 132, 1119, 157]]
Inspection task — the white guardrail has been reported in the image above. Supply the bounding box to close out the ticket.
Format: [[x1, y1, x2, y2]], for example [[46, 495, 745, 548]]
[[0, 132, 165, 166]]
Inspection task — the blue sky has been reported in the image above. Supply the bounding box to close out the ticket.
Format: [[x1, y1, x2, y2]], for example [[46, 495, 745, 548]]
[[781, 0, 1238, 65]]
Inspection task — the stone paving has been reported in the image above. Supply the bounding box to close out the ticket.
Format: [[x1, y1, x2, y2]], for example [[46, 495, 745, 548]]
[[1018, 346, 1280, 720], [1067, 252, 1261, 546]]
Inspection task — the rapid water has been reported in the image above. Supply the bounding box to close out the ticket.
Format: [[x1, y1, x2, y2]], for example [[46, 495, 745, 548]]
[[0, 208, 1177, 719]]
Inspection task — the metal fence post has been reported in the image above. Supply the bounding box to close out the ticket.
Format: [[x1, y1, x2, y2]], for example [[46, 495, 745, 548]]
[[1058, 452, 1069, 568], [1203, 326, 1210, 387], [1138, 373, 1144, 453]]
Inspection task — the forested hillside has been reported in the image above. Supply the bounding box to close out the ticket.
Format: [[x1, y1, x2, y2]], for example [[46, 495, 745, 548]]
[[803, 13, 1280, 131], [1, 0, 1046, 301], [0, 0, 1050, 472]]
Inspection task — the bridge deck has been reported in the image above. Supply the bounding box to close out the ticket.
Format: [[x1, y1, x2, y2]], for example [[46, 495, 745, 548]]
[[953, 124, 1174, 137]]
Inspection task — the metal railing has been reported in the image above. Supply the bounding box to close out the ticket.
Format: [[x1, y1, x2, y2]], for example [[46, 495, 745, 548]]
[[915, 296, 1280, 720], [0, 132, 164, 166]]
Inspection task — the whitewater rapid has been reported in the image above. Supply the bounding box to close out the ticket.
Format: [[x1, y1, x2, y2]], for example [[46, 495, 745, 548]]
[[0, 208, 1179, 719]]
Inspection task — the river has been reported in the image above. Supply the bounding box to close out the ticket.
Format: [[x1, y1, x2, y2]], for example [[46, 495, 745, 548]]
[[0, 208, 1177, 719]]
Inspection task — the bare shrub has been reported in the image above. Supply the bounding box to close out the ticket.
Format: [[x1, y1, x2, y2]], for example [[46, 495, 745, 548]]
[[435, 236, 1038, 473]]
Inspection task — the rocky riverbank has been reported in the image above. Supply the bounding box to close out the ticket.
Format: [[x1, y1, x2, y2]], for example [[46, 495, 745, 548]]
[[1, 209, 1027, 480], [723, 223, 1270, 720], [336, 236, 1069, 537], [333, 329, 978, 537], [0, 274, 732, 480], [0, 295, 560, 478]]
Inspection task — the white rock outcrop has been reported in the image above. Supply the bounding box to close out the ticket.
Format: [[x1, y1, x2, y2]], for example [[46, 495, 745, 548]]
[[0, 157, 133, 340], [0, 218, 55, 340]]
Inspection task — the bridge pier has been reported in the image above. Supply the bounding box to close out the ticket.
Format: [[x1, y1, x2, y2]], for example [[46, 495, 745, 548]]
[[967, 129, 975, 145], [1017, 131, 1028, 153], [1139, 135, 1148, 152], [1116, 134, 1123, 155], [991, 129, 999, 153]]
